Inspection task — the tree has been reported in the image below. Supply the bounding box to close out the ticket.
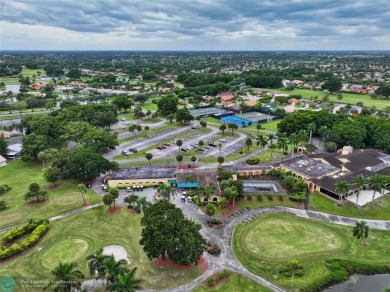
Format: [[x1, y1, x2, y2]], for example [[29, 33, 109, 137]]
[[0, 199, 7, 210], [297, 130, 308, 155], [157, 94, 178, 115], [136, 196, 151, 213], [353, 174, 366, 206], [38, 148, 58, 169], [198, 140, 204, 147], [319, 125, 331, 146], [176, 139, 183, 152], [108, 268, 143, 292], [0, 133, 8, 157], [376, 84, 390, 99], [151, 112, 158, 121], [256, 124, 262, 133], [205, 203, 216, 218], [139, 202, 205, 266], [45, 261, 84, 292], [223, 185, 238, 210], [109, 188, 120, 208], [219, 124, 226, 134], [44, 166, 61, 187], [307, 123, 316, 144], [176, 108, 194, 124], [276, 137, 289, 161], [217, 197, 228, 210], [176, 154, 183, 167], [21, 133, 54, 162], [24, 183, 48, 203], [191, 156, 197, 167], [103, 193, 114, 210], [0, 184, 12, 196], [45, 99, 55, 111], [245, 137, 252, 151], [13, 101, 28, 115], [288, 133, 300, 159], [100, 255, 129, 286], [145, 153, 153, 167], [322, 77, 342, 93], [200, 120, 207, 128], [335, 180, 349, 205], [324, 142, 337, 153], [267, 133, 276, 161], [287, 259, 300, 288], [368, 174, 387, 202], [77, 183, 88, 206], [87, 248, 106, 277], [167, 114, 174, 123], [353, 221, 369, 246], [227, 123, 238, 135], [112, 95, 133, 113], [217, 156, 224, 166], [157, 184, 176, 201]]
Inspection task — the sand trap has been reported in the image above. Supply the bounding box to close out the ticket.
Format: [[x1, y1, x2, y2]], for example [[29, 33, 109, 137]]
[[102, 244, 130, 262]]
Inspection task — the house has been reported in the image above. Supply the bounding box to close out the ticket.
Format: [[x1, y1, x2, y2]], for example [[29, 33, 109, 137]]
[[0, 131, 12, 139], [7, 143, 22, 159], [284, 105, 296, 113], [0, 155, 7, 167], [218, 93, 235, 101], [244, 100, 257, 107], [289, 98, 300, 105]]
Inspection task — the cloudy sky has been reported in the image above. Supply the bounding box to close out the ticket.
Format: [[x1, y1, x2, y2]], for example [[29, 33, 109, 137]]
[[1, 0, 390, 50]]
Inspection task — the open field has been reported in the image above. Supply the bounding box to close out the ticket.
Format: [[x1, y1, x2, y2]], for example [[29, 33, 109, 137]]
[[193, 273, 272, 292], [0, 207, 202, 291], [309, 192, 390, 220], [0, 160, 102, 229], [233, 213, 390, 290], [20, 68, 46, 78], [141, 102, 158, 111]]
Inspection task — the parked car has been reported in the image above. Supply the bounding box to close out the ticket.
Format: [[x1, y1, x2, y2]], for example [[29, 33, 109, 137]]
[[208, 143, 217, 147], [156, 146, 163, 150], [187, 196, 193, 203], [181, 148, 187, 152], [164, 143, 171, 146], [121, 151, 130, 155], [181, 195, 186, 202]]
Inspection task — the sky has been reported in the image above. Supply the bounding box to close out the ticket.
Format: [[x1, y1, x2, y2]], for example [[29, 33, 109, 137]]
[[1, 0, 390, 51]]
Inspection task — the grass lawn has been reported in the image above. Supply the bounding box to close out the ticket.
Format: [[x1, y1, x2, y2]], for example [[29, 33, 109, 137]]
[[193, 273, 272, 292], [0, 77, 20, 85], [260, 120, 280, 132], [21, 68, 46, 78], [119, 113, 138, 121], [233, 213, 390, 291], [0, 160, 102, 229], [309, 192, 390, 220], [0, 207, 202, 291], [173, 82, 184, 88], [141, 102, 158, 111]]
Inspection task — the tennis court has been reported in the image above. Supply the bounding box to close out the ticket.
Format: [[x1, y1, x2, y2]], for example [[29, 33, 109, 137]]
[[220, 115, 252, 127]]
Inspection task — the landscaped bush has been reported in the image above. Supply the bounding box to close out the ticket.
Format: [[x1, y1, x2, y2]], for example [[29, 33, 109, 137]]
[[246, 194, 253, 201], [278, 194, 284, 201], [257, 194, 263, 201], [267, 194, 274, 201], [207, 218, 223, 226], [246, 157, 260, 165], [207, 245, 221, 255], [217, 269, 231, 280], [0, 220, 50, 260], [208, 277, 216, 287], [289, 193, 306, 202]]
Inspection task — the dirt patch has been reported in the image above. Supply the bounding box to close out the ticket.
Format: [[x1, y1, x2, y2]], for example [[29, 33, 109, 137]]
[[127, 208, 139, 215], [153, 256, 208, 272], [46, 184, 61, 190], [26, 199, 47, 205], [106, 206, 121, 213]]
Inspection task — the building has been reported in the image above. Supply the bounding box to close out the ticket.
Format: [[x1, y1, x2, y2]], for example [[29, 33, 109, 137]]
[[7, 143, 22, 159], [0, 155, 7, 167]]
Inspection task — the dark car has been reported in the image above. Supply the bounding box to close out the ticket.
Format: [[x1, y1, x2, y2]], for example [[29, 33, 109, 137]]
[[181, 148, 187, 152], [208, 143, 217, 147]]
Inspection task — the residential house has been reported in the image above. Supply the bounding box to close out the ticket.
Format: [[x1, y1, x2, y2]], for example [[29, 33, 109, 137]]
[[7, 143, 22, 159], [0, 155, 7, 167]]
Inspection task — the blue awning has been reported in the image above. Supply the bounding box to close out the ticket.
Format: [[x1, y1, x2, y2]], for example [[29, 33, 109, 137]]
[[168, 179, 177, 184], [177, 182, 198, 188]]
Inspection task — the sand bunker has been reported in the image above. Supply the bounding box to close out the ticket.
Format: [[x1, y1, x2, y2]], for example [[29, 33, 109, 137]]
[[102, 244, 130, 262]]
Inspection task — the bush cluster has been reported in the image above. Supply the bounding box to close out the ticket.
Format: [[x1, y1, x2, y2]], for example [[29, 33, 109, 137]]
[[207, 245, 221, 255], [0, 219, 50, 260], [207, 218, 223, 225], [207, 269, 231, 287], [257, 194, 263, 201], [289, 193, 306, 202], [246, 157, 260, 165], [246, 194, 253, 201]]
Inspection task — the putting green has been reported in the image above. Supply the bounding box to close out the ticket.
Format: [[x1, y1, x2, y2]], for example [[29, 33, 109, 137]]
[[40, 239, 89, 269], [235, 214, 347, 259]]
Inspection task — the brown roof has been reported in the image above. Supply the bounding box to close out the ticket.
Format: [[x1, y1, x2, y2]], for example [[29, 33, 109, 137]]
[[342, 149, 383, 172]]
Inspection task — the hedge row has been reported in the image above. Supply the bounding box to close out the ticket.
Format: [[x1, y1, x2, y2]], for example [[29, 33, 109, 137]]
[[0, 221, 50, 260], [302, 259, 390, 292], [2, 219, 49, 243], [208, 269, 231, 287]]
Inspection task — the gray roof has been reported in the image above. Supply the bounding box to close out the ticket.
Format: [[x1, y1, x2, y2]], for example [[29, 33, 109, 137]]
[[110, 167, 176, 180], [281, 157, 338, 179]]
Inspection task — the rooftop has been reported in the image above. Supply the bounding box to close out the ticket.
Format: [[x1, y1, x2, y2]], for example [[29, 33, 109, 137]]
[[189, 107, 227, 117], [282, 157, 338, 179], [110, 167, 176, 180]]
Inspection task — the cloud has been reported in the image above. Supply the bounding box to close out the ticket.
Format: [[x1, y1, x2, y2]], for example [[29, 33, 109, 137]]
[[1, 0, 390, 50]]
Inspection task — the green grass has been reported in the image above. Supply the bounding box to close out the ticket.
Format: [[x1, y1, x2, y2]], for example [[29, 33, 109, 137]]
[[233, 213, 390, 291], [193, 273, 272, 292], [141, 102, 158, 111], [21, 68, 46, 78], [309, 192, 390, 220], [173, 82, 184, 88], [0, 77, 20, 85], [0, 207, 202, 291], [260, 120, 280, 132], [0, 160, 102, 229], [120, 113, 138, 121]]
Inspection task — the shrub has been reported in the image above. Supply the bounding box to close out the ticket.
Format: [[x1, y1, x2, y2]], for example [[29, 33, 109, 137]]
[[267, 194, 274, 201], [257, 194, 263, 201], [247, 194, 253, 201], [218, 269, 231, 280], [289, 193, 306, 202], [207, 218, 223, 225], [207, 245, 221, 255], [133, 205, 142, 213], [246, 157, 260, 165], [278, 194, 284, 201], [208, 277, 216, 287]]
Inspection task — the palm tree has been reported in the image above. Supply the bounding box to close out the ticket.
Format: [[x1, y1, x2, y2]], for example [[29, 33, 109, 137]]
[[276, 137, 289, 162], [217, 156, 224, 166], [145, 153, 153, 167], [103, 193, 114, 210], [256, 124, 262, 133], [287, 259, 299, 289], [191, 156, 197, 167], [176, 139, 183, 152], [176, 154, 183, 167], [157, 184, 176, 201], [352, 174, 366, 206], [87, 248, 106, 277], [297, 129, 308, 155], [219, 124, 226, 134], [77, 183, 87, 206], [319, 126, 331, 147], [136, 196, 151, 213], [108, 268, 144, 292], [267, 133, 276, 160], [38, 151, 47, 170], [45, 261, 85, 292], [217, 197, 228, 210], [101, 255, 129, 286], [245, 137, 252, 152], [288, 133, 299, 159], [335, 180, 349, 205], [307, 123, 316, 144], [256, 134, 267, 149], [368, 174, 387, 202], [353, 220, 369, 246], [109, 188, 119, 208]]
